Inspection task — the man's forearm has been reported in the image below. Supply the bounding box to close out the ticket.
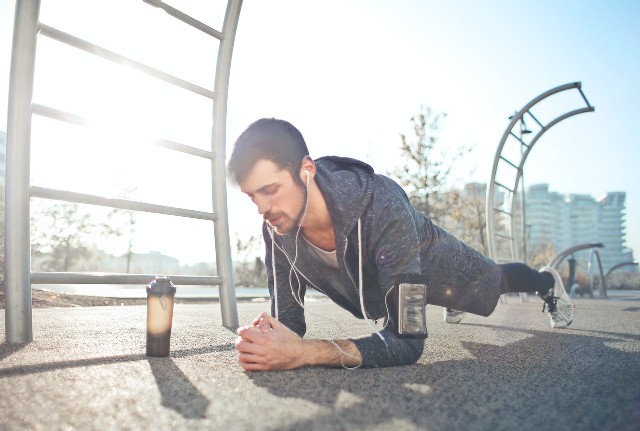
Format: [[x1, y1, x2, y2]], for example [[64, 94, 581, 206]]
[[236, 313, 364, 371], [302, 339, 362, 368]]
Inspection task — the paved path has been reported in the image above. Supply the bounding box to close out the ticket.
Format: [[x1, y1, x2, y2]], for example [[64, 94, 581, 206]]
[[1, 293, 639, 430]]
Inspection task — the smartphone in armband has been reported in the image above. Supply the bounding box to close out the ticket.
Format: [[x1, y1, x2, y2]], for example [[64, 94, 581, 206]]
[[387, 281, 428, 338], [398, 282, 427, 336]]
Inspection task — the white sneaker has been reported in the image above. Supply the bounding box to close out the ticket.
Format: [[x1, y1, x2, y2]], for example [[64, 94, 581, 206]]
[[539, 266, 574, 328], [443, 307, 466, 324]]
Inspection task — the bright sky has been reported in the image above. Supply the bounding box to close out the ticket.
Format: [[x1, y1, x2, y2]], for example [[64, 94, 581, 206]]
[[1, 0, 639, 266]]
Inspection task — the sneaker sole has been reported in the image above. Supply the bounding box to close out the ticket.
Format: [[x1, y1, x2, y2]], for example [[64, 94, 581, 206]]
[[551, 319, 573, 328], [540, 266, 574, 329], [443, 308, 465, 324]]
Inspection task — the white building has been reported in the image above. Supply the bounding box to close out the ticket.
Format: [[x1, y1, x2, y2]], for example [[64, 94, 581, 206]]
[[525, 183, 633, 271]]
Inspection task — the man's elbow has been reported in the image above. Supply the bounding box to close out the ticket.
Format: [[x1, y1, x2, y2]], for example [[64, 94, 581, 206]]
[[404, 340, 425, 365]]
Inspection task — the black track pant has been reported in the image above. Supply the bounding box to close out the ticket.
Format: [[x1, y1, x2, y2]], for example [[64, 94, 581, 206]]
[[499, 262, 554, 296]]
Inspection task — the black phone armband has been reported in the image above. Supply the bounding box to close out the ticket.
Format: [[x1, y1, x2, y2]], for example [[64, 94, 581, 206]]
[[386, 275, 428, 339]]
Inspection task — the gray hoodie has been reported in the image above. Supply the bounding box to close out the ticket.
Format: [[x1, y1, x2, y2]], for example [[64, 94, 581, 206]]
[[263, 156, 502, 367]]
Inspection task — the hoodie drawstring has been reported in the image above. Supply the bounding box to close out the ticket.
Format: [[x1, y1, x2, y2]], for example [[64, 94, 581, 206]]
[[357, 218, 387, 344], [269, 226, 278, 320], [269, 217, 386, 345]]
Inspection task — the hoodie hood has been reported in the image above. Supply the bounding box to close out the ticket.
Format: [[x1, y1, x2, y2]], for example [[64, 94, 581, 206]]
[[314, 156, 375, 238]]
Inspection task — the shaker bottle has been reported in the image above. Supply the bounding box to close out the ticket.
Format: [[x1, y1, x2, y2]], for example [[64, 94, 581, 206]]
[[146, 276, 177, 357]]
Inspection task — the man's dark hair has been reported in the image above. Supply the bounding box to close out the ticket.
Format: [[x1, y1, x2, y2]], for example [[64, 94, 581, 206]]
[[228, 118, 309, 185]]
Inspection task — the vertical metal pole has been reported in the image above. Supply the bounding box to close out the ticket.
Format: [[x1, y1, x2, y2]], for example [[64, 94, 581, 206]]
[[5, 0, 40, 344], [520, 140, 527, 264], [212, 0, 242, 330], [519, 131, 528, 302], [588, 248, 595, 296]]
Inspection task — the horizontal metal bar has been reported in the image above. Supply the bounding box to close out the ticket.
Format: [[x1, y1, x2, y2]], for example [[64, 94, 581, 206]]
[[509, 131, 530, 148], [149, 137, 215, 160], [38, 23, 215, 99], [492, 207, 512, 216], [577, 87, 592, 108], [494, 181, 513, 193], [31, 272, 223, 285], [526, 110, 544, 129], [33, 103, 85, 125], [32, 104, 215, 160], [495, 232, 513, 240], [142, 0, 224, 40], [499, 156, 519, 170], [31, 186, 217, 221]]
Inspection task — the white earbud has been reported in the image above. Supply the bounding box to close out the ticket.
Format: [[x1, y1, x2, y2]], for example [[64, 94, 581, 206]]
[[304, 169, 310, 186]]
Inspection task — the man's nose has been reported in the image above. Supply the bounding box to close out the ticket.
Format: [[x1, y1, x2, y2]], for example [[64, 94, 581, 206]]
[[255, 196, 271, 215]]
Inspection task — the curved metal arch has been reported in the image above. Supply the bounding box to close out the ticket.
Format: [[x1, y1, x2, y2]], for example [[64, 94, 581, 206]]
[[549, 243, 604, 269], [587, 247, 607, 297], [548, 243, 607, 298], [508, 106, 596, 239], [486, 82, 595, 263], [605, 261, 639, 278]]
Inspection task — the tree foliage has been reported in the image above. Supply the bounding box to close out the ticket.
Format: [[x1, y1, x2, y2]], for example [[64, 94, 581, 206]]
[[438, 186, 488, 255], [393, 106, 487, 252], [30, 201, 132, 272], [526, 242, 557, 270], [393, 106, 451, 222], [233, 233, 267, 287], [31, 202, 94, 271]]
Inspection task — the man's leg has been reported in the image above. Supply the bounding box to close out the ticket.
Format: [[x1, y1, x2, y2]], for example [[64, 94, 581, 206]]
[[499, 262, 553, 294], [499, 262, 574, 328], [444, 262, 550, 325]]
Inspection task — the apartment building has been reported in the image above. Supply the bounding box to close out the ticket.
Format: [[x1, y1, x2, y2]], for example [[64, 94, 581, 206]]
[[525, 183, 633, 271]]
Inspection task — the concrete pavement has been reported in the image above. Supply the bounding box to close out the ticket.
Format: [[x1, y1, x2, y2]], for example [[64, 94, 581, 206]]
[[1, 292, 639, 430]]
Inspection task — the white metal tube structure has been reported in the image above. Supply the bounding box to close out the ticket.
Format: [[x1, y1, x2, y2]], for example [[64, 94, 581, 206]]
[[587, 248, 607, 297], [548, 243, 607, 297], [4, 0, 243, 342], [4, 0, 40, 343], [486, 82, 595, 263], [212, 0, 242, 330], [548, 243, 604, 269], [604, 261, 639, 278], [30, 272, 222, 286]]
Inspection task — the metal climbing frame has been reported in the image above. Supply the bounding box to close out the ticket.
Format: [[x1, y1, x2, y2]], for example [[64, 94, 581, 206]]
[[486, 82, 595, 265], [4, 0, 242, 343], [549, 243, 607, 297]]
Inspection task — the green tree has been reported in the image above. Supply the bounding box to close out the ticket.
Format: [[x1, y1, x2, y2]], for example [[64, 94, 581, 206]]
[[31, 202, 95, 271], [393, 106, 451, 223], [233, 233, 266, 287], [109, 187, 137, 273], [439, 185, 488, 255], [30, 200, 133, 272], [393, 106, 484, 250], [101, 207, 136, 273]]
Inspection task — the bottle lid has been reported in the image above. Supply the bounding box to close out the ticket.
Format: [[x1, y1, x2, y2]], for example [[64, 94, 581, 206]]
[[146, 276, 177, 295]]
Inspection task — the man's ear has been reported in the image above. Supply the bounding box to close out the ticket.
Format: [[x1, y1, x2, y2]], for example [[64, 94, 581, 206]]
[[299, 156, 315, 184]]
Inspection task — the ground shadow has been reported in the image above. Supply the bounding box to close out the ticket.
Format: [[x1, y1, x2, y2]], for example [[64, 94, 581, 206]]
[[247, 327, 640, 431], [0, 343, 234, 378], [463, 321, 640, 342], [0, 341, 26, 362], [148, 357, 209, 419]]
